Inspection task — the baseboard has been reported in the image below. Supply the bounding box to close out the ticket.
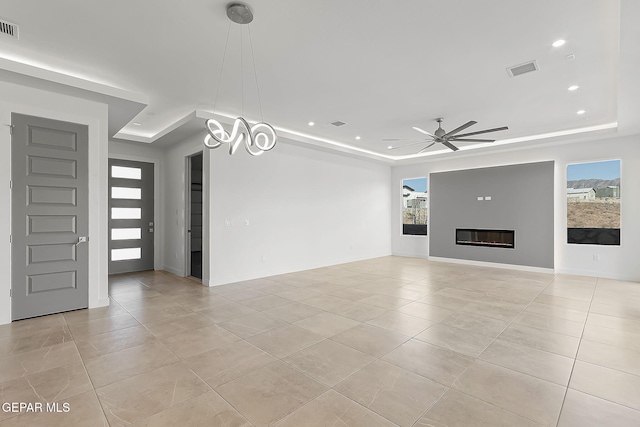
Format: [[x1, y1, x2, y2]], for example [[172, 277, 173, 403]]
[[392, 252, 429, 259], [428, 256, 555, 275], [89, 297, 110, 309], [0, 312, 10, 326], [162, 266, 184, 277], [208, 252, 392, 287], [556, 268, 638, 282], [208, 271, 273, 287]]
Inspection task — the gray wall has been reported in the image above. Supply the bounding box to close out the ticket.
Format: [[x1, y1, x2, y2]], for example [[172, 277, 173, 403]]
[[429, 161, 554, 268]]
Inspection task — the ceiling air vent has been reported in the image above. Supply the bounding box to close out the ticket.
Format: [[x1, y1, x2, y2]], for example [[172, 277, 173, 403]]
[[0, 19, 19, 39], [330, 120, 346, 127], [506, 60, 538, 77]]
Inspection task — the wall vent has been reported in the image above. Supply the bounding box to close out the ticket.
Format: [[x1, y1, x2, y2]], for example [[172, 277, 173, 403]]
[[0, 19, 19, 39], [506, 60, 538, 77], [330, 120, 346, 127]]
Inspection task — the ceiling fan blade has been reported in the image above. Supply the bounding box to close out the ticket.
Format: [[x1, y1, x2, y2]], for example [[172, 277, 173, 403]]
[[443, 121, 477, 138], [387, 141, 431, 150], [453, 126, 508, 138], [412, 126, 436, 137], [450, 138, 495, 142], [417, 142, 437, 153], [441, 140, 459, 151], [383, 138, 426, 142]]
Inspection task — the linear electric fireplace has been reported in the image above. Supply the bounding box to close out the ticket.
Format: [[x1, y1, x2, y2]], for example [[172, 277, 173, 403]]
[[456, 229, 515, 249]]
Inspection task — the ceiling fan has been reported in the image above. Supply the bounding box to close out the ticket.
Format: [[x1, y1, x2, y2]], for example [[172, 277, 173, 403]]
[[386, 118, 508, 153]]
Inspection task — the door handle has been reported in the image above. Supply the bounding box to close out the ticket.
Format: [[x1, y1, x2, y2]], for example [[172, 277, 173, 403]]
[[75, 236, 88, 246]]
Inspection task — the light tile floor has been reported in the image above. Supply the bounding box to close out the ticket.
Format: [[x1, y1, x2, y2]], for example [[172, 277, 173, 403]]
[[1, 256, 640, 426]]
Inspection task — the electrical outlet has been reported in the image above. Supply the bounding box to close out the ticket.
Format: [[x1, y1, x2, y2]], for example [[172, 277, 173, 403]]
[[593, 254, 599, 261], [225, 220, 231, 227]]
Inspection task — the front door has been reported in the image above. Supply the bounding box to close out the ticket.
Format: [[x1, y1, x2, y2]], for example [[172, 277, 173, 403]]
[[11, 114, 89, 320], [108, 159, 154, 274]]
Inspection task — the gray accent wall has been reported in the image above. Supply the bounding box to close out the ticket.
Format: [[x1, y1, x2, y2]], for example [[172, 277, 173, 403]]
[[429, 161, 554, 268]]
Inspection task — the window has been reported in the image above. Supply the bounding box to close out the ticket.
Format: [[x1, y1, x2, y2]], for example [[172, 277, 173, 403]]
[[111, 187, 142, 199], [567, 160, 620, 245], [111, 166, 141, 180], [111, 247, 141, 261], [111, 228, 142, 240], [402, 177, 428, 235], [111, 207, 142, 219]]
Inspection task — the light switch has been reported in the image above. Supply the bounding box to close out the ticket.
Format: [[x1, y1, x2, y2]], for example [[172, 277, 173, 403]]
[[477, 196, 484, 201], [485, 196, 492, 201]]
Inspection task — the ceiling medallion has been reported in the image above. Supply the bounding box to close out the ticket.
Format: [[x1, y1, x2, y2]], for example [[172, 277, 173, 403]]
[[204, 3, 277, 156]]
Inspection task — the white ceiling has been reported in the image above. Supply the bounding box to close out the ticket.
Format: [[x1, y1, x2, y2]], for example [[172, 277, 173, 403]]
[[0, 0, 637, 163]]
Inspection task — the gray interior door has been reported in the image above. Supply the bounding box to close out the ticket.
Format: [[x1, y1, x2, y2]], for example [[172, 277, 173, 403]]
[[108, 159, 154, 274], [11, 113, 89, 321]]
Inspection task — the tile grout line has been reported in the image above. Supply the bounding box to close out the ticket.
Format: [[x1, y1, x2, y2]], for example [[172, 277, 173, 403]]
[[223, 269, 428, 426], [7, 265, 635, 425], [553, 276, 598, 427], [63, 312, 112, 425], [411, 266, 558, 425], [411, 273, 557, 426]]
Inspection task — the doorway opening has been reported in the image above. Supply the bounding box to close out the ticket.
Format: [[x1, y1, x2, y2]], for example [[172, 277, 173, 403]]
[[187, 152, 203, 279]]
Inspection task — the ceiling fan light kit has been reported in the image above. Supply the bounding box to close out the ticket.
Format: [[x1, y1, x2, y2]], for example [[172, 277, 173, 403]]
[[388, 118, 509, 153]]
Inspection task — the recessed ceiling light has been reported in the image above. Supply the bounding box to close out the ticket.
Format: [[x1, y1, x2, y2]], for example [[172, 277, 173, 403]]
[[355, 136, 361, 140], [552, 39, 566, 47], [568, 85, 579, 91], [133, 122, 142, 126], [577, 110, 586, 115], [308, 121, 314, 126], [387, 145, 393, 150]]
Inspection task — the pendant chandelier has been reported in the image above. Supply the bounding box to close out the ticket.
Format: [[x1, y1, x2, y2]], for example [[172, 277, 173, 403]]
[[204, 3, 277, 156]]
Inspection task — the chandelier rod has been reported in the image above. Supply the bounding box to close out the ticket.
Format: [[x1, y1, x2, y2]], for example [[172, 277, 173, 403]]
[[247, 24, 264, 123], [213, 20, 232, 115], [240, 24, 244, 117]]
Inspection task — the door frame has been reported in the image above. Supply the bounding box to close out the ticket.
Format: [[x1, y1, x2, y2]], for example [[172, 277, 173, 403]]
[[185, 151, 203, 280], [1, 89, 110, 325], [108, 153, 162, 271]]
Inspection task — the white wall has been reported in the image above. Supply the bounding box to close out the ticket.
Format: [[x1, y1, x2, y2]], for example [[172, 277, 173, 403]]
[[163, 137, 208, 279], [165, 133, 392, 286], [207, 137, 392, 285], [392, 133, 640, 281], [0, 81, 109, 325], [109, 140, 165, 270]]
